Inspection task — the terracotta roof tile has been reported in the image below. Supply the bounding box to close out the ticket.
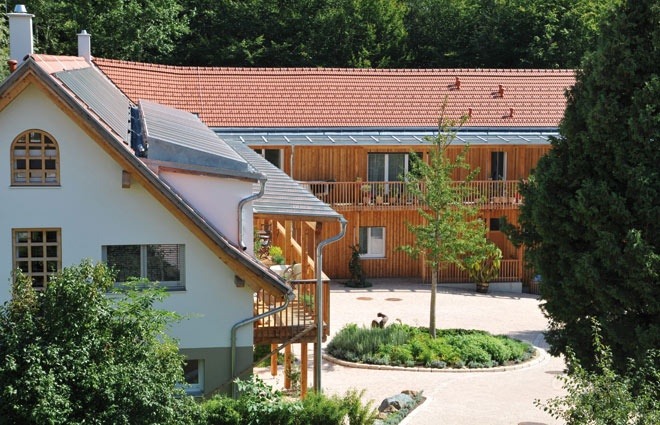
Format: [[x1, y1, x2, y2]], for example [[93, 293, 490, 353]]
[[94, 59, 575, 128]]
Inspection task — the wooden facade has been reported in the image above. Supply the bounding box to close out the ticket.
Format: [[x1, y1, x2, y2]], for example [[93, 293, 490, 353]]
[[252, 143, 550, 282]]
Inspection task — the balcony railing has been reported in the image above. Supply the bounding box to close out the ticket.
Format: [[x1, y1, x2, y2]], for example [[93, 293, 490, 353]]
[[253, 280, 330, 345], [301, 180, 522, 209]]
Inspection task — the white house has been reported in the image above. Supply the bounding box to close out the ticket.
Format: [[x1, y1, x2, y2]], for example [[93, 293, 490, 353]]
[[0, 6, 341, 395]]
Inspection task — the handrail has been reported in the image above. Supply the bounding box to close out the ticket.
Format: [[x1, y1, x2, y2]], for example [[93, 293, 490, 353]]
[[300, 180, 523, 209]]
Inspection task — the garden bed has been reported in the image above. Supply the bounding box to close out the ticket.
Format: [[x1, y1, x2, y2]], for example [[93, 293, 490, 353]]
[[326, 324, 535, 369]]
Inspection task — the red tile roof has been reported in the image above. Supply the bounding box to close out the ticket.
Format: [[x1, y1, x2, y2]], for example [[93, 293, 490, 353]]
[[94, 58, 575, 128]]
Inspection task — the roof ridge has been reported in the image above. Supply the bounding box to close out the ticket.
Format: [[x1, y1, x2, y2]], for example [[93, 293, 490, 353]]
[[93, 58, 575, 74]]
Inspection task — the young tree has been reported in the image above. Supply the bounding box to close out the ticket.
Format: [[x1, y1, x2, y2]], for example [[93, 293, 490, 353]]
[[0, 261, 201, 424], [517, 0, 660, 371], [399, 111, 494, 337]]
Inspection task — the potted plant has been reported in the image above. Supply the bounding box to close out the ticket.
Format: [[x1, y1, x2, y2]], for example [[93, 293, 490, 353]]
[[389, 186, 400, 205], [375, 184, 385, 205], [463, 243, 502, 293], [360, 184, 372, 204]]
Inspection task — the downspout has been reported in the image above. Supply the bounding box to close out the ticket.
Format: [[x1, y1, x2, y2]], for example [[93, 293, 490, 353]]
[[230, 288, 295, 397], [237, 178, 266, 250], [314, 218, 347, 393]]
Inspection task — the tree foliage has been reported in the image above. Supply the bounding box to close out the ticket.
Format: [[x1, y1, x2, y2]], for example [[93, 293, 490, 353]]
[[0, 261, 201, 424], [517, 0, 660, 371], [399, 111, 493, 337], [3, 0, 617, 68], [10, 0, 189, 62], [538, 322, 660, 424]]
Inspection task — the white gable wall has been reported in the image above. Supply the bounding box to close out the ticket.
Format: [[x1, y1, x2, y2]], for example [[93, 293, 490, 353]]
[[0, 83, 255, 348], [159, 170, 255, 253]]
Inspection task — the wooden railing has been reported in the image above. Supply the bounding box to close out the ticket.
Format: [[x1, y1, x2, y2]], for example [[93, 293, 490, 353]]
[[301, 180, 522, 210], [432, 259, 521, 283], [253, 280, 330, 345]]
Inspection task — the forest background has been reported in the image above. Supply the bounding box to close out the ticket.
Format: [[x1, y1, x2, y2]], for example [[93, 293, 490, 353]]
[[0, 0, 618, 71]]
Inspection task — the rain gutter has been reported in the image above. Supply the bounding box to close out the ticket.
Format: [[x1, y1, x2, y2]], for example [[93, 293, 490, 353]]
[[230, 288, 295, 398], [314, 218, 348, 392], [237, 178, 266, 250]]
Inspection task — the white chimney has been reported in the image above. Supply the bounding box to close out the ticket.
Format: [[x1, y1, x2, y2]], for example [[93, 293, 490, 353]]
[[78, 30, 92, 62], [7, 4, 34, 63]]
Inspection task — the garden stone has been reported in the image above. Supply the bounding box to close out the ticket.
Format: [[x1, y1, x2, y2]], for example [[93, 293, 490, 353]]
[[378, 393, 413, 412]]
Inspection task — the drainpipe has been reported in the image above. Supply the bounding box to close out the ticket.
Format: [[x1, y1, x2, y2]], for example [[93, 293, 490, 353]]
[[237, 178, 266, 251], [314, 218, 347, 393], [231, 288, 295, 398]]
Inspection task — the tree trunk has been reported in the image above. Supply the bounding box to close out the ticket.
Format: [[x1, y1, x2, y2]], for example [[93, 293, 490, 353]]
[[430, 267, 438, 338]]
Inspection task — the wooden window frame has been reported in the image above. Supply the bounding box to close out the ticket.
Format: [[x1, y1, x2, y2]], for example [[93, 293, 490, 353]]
[[12, 228, 62, 289], [11, 129, 60, 186], [102, 244, 186, 290]]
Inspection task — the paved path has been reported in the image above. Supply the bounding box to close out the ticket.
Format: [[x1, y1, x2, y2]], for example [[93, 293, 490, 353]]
[[258, 279, 566, 424]]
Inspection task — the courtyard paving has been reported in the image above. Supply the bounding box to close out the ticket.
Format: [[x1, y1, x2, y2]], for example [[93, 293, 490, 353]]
[[258, 278, 567, 424]]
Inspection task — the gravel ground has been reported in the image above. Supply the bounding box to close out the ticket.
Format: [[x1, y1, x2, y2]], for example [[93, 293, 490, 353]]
[[256, 279, 567, 425]]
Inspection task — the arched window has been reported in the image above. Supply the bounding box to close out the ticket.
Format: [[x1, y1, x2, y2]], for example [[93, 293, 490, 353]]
[[11, 130, 60, 185]]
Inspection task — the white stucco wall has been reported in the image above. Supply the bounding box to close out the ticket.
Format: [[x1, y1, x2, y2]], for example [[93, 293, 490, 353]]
[[159, 170, 254, 251], [0, 83, 255, 347]]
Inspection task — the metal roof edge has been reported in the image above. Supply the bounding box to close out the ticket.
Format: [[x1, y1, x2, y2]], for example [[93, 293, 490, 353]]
[[213, 126, 558, 135]]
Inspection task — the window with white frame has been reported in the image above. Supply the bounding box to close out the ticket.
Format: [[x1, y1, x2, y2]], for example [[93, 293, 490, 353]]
[[183, 359, 203, 394], [102, 244, 185, 289], [491, 151, 507, 180], [358, 227, 385, 258], [13, 228, 61, 289], [368, 153, 408, 182]]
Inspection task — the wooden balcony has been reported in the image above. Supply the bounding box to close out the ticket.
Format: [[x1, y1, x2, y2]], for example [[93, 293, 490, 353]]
[[301, 180, 523, 211], [253, 279, 330, 345]]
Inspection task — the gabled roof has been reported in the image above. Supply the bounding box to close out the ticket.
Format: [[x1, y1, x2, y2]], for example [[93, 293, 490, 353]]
[[0, 55, 290, 297], [94, 58, 575, 129]]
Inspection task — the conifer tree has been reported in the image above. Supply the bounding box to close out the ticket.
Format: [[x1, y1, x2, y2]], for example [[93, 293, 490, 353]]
[[518, 0, 659, 370]]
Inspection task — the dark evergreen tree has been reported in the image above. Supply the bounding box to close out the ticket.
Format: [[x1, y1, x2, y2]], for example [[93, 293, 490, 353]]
[[518, 0, 660, 371]]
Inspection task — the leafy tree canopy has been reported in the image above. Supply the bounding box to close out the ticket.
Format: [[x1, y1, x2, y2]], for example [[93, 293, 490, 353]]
[[0, 260, 201, 424], [10, 0, 189, 62], [517, 0, 660, 371], [3, 0, 618, 68]]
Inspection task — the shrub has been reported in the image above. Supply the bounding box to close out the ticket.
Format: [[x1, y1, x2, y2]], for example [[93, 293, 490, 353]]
[[202, 396, 241, 425], [327, 324, 533, 369], [298, 392, 348, 425]]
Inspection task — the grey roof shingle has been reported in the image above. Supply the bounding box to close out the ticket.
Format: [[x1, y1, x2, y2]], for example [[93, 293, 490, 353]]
[[226, 141, 343, 222]]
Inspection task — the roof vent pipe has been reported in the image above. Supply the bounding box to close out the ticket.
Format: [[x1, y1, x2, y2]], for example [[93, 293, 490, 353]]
[[7, 4, 34, 64], [78, 30, 92, 62], [455, 77, 461, 90], [498, 85, 504, 98], [468, 108, 472, 118], [509, 108, 514, 118]]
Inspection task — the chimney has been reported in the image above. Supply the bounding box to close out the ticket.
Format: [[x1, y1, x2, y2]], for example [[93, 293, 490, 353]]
[[78, 30, 92, 62], [7, 5, 34, 64]]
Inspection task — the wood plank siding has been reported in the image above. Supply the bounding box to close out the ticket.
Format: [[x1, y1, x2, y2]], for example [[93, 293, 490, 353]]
[[252, 144, 547, 282]]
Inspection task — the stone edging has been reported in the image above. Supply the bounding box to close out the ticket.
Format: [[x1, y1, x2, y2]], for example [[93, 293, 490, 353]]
[[323, 346, 549, 373]]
